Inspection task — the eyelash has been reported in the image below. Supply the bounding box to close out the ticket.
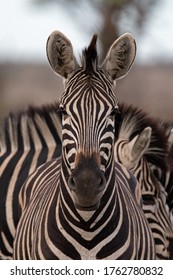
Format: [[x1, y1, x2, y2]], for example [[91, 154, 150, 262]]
[[110, 106, 120, 117]]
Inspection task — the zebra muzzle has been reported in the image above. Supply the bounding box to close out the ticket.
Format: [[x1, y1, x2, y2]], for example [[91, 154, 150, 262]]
[[68, 159, 106, 211]]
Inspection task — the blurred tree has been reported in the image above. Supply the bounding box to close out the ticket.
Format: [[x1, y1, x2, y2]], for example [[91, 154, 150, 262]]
[[32, 0, 158, 59]]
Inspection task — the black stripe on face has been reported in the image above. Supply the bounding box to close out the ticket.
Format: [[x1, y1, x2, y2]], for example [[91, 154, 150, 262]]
[[61, 70, 118, 171]]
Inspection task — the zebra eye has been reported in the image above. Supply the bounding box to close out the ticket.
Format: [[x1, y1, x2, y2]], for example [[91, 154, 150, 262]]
[[59, 105, 68, 116], [110, 106, 120, 117], [107, 107, 119, 123]]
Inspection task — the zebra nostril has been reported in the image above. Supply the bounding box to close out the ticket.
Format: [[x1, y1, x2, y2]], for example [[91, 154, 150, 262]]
[[68, 175, 76, 191], [98, 176, 106, 191]]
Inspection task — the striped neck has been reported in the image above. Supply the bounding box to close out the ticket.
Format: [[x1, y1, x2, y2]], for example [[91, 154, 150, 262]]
[[132, 157, 158, 196]]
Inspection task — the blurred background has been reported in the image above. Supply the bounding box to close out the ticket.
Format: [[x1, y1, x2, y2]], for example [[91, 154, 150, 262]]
[[0, 0, 173, 121]]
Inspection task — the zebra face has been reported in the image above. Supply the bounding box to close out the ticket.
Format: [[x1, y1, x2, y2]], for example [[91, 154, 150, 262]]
[[60, 71, 118, 169], [46, 30, 136, 210], [60, 74, 118, 210]]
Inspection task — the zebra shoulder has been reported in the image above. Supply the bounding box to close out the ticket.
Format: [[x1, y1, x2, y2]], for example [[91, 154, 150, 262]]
[[18, 158, 61, 213]]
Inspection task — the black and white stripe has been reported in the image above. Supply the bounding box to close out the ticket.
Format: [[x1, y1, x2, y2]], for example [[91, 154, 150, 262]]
[[152, 121, 173, 219], [114, 103, 173, 259], [0, 105, 62, 259], [14, 157, 155, 259], [13, 31, 155, 259]]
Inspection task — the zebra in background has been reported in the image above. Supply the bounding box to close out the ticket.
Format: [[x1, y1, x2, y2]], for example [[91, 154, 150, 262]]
[[114, 103, 173, 259], [151, 121, 173, 219], [13, 31, 156, 259], [0, 105, 62, 259]]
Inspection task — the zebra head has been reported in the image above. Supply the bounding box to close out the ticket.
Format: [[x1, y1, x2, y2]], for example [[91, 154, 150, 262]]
[[46, 31, 136, 211], [114, 126, 152, 171]]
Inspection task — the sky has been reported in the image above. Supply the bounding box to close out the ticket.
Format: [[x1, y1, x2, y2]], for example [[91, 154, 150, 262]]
[[0, 0, 173, 64]]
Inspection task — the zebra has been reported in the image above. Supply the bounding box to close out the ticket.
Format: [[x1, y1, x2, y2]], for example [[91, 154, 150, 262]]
[[0, 105, 62, 259], [151, 121, 173, 219], [114, 103, 173, 259], [13, 31, 155, 259]]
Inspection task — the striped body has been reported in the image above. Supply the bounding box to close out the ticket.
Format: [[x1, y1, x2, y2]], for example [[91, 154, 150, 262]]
[[0, 106, 62, 259], [132, 158, 173, 259], [152, 122, 173, 219], [114, 103, 173, 259], [14, 158, 155, 259], [156, 167, 173, 220]]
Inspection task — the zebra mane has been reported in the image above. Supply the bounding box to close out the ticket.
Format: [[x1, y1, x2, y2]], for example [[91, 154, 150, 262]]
[[0, 103, 62, 153], [115, 103, 169, 170], [82, 34, 98, 73]]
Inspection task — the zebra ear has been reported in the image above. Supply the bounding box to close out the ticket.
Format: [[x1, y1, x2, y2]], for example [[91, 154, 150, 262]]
[[101, 33, 136, 80], [46, 31, 78, 78], [130, 127, 152, 163]]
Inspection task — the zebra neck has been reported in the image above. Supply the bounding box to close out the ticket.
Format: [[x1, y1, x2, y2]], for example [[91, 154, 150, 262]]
[[135, 158, 160, 197]]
